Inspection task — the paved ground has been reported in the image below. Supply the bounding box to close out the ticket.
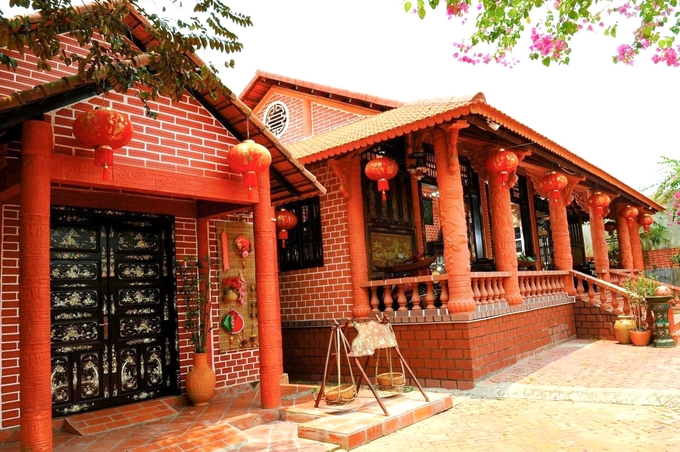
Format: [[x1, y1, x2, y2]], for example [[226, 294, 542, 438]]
[[347, 339, 680, 451]]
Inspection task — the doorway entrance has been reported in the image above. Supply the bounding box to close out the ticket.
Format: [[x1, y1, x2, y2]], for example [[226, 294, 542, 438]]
[[50, 206, 179, 416]]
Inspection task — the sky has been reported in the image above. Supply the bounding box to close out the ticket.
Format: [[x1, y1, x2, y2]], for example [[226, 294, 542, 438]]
[[4, 0, 678, 196]]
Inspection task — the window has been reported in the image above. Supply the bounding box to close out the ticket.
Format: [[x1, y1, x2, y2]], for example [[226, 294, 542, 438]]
[[278, 197, 324, 271], [263, 101, 289, 137]]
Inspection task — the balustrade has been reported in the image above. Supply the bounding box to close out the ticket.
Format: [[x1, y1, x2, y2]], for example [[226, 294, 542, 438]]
[[571, 270, 630, 314]]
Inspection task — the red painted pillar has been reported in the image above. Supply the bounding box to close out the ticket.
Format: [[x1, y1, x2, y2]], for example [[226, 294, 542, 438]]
[[630, 216, 645, 271], [535, 172, 576, 295], [253, 169, 281, 408], [587, 190, 611, 282], [431, 124, 475, 313], [19, 120, 53, 451], [486, 158, 522, 305], [196, 218, 213, 365], [615, 203, 634, 270]]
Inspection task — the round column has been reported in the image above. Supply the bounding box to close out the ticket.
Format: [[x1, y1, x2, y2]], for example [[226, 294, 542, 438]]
[[587, 190, 611, 282], [20, 120, 53, 451], [431, 124, 476, 312], [253, 169, 281, 409], [615, 203, 634, 270], [629, 218, 645, 271], [346, 155, 372, 318]]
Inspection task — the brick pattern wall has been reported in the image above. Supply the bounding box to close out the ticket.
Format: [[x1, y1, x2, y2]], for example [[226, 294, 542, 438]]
[[283, 303, 576, 390], [256, 94, 306, 145], [278, 162, 354, 323], [310, 102, 364, 136], [0, 205, 20, 428], [573, 299, 618, 340], [644, 248, 680, 270], [3, 40, 241, 180]]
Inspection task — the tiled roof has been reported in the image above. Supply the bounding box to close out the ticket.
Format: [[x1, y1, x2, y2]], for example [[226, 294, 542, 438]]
[[240, 70, 402, 112], [287, 92, 663, 212]]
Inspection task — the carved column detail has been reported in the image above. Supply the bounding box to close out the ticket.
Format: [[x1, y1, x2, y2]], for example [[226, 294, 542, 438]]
[[587, 189, 612, 282], [254, 170, 281, 409], [614, 202, 634, 270], [20, 120, 53, 451], [630, 213, 646, 271], [432, 123, 476, 313]]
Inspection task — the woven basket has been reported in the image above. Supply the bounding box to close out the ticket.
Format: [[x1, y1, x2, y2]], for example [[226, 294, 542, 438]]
[[324, 384, 356, 403], [377, 372, 404, 388]]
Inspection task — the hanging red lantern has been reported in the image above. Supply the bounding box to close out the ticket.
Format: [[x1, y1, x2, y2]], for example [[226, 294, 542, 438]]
[[604, 221, 617, 235], [72, 108, 133, 181], [227, 140, 272, 200], [275, 208, 298, 248], [620, 205, 639, 227], [539, 171, 568, 202], [639, 214, 654, 232], [364, 155, 399, 201], [587, 191, 611, 216], [485, 148, 518, 188]]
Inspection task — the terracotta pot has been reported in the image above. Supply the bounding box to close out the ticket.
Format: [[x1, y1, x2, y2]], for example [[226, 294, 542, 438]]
[[224, 289, 238, 302], [613, 315, 635, 345], [629, 330, 652, 347], [185, 353, 216, 406]]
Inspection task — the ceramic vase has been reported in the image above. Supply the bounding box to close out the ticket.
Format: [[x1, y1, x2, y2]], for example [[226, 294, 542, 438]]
[[613, 315, 635, 345], [629, 330, 652, 347], [185, 353, 216, 406]]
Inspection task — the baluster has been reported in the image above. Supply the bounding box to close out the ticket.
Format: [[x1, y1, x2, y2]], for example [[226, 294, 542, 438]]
[[499, 277, 506, 303], [546, 274, 554, 294], [587, 280, 596, 304], [439, 278, 449, 308], [529, 275, 538, 298], [485, 278, 494, 304], [397, 282, 408, 311], [575, 276, 585, 298], [518, 275, 526, 299], [541, 275, 549, 295], [623, 295, 631, 315], [370, 287, 380, 312], [424, 281, 436, 310], [471, 278, 481, 304], [478, 276, 488, 303], [557, 274, 565, 294], [383, 284, 394, 312], [611, 291, 620, 313], [600, 285, 610, 310], [411, 281, 422, 311], [492, 277, 501, 303]]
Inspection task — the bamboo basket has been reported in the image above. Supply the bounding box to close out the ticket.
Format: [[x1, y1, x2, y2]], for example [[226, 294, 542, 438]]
[[377, 372, 404, 389], [324, 384, 356, 403]]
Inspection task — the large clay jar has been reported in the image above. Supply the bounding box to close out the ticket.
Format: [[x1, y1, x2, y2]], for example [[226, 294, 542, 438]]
[[613, 315, 635, 345], [629, 330, 652, 347], [185, 353, 216, 406]]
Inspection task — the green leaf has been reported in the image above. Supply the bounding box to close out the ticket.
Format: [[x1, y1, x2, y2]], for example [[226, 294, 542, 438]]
[[404, 1, 412, 12], [542, 56, 551, 67]]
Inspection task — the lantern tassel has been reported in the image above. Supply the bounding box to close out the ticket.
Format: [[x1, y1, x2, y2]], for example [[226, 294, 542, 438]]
[[244, 172, 257, 200], [281, 239, 287, 248], [596, 206, 603, 216], [102, 163, 111, 181], [644, 225, 650, 232], [278, 230, 288, 241]]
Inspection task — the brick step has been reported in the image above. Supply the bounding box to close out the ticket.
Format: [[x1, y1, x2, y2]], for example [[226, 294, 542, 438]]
[[63, 397, 180, 437]]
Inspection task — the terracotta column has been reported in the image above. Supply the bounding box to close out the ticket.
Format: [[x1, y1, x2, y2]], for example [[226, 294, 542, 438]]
[[253, 169, 281, 408], [587, 189, 611, 282], [330, 156, 371, 318], [532, 172, 579, 295], [615, 203, 634, 270], [196, 218, 213, 365], [19, 120, 53, 451], [630, 216, 645, 271], [431, 123, 475, 312], [406, 136, 425, 254], [486, 154, 522, 305]]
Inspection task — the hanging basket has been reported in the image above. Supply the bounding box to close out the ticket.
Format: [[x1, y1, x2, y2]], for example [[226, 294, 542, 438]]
[[323, 383, 356, 403], [377, 372, 405, 390]]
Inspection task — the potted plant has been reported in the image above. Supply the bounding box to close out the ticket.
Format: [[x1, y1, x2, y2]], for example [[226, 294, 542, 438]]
[[622, 275, 658, 346], [175, 255, 218, 406], [222, 275, 241, 303]]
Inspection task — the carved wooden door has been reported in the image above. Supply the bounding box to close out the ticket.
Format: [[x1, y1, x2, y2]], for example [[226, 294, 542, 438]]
[[50, 207, 178, 417]]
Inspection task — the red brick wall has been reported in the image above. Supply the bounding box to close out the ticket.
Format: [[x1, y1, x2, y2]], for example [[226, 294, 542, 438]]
[[0, 205, 20, 428], [573, 299, 618, 340], [283, 303, 576, 390], [310, 102, 364, 136], [3, 41, 241, 180], [256, 93, 306, 145], [644, 248, 680, 270], [278, 162, 354, 322]]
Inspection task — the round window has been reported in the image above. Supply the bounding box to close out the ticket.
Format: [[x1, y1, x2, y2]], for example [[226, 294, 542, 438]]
[[263, 101, 289, 137]]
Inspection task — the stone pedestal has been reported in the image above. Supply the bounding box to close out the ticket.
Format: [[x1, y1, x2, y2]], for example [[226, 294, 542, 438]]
[[648, 296, 676, 348]]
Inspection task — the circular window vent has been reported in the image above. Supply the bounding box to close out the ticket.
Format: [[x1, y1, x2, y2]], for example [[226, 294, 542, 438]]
[[263, 101, 289, 137]]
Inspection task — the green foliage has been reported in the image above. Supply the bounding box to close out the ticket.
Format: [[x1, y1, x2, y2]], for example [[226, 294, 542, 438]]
[[623, 274, 659, 331], [670, 253, 680, 266], [406, 0, 680, 66], [0, 0, 252, 116], [651, 156, 680, 205], [640, 222, 669, 250], [175, 255, 219, 353]]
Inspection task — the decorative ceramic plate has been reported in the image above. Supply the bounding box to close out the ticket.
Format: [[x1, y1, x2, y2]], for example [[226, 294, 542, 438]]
[[221, 309, 245, 334]]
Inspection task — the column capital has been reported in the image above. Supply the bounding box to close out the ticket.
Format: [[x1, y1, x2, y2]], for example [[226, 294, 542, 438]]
[[524, 164, 584, 208]]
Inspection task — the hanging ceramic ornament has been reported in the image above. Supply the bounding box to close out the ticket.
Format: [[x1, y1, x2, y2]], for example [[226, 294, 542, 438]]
[[233, 234, 252, 268], [221, 309, 245, 334]]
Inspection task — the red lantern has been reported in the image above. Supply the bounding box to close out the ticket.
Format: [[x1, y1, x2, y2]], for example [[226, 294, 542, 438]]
[[620, 205, 639, 227], [72, 108, 133, 181], [227, 140, 272, 200], [539, 171, 568, 202], [639, 214, 654, 232], [275, 209, 298, 248], [364, 155, 399, 201], [485, 149, 518, 187], [587, 191, 611, 216]]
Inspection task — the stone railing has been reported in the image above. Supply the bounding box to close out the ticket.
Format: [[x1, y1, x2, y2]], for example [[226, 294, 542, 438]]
[[609, 269, 640, 286], [570, 269, 631, 314], [360, 270, 572, 313]]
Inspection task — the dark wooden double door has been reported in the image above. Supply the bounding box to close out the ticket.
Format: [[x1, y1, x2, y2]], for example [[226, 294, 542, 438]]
[[50, 207, 179, 417]]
